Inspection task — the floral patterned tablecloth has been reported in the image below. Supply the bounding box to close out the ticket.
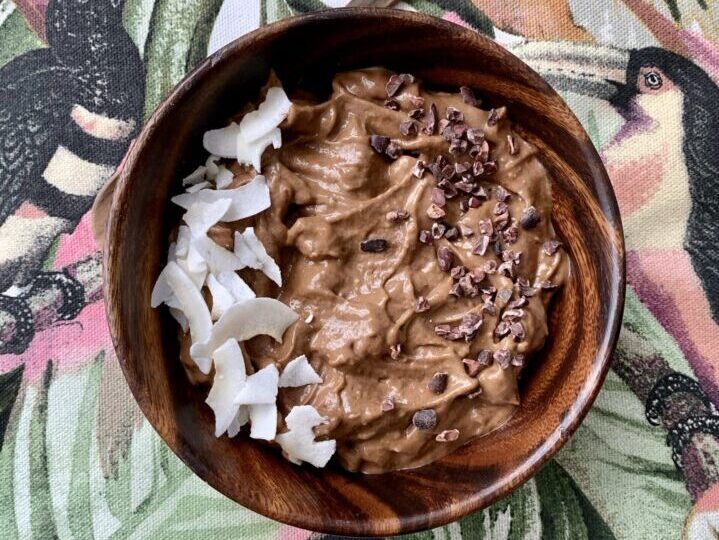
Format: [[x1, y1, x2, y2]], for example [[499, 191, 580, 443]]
[[1, 0, 719, 538]]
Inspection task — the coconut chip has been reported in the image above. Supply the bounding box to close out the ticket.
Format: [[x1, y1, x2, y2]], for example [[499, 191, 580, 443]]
[[276, 406, 336, 467], [227, 407, 249, 438], [182, 165, 206, 186], [191, 234, 244, 275], [249, 403, 278, 440], [163, 261, 213, 373], [175, 226, 191, 258], [183, 199, 231, 237], [168, 307, 189, 332], [234, 364, 279, 405], [238, 227, 282, 286], [186, 181, 210, 193], [215, 270, 255, 301], [205, 339, 247, 437], [176, 245, 208, 289], [206, 274, 235, 320], [236, 127, 281, 172], [190, 298, 297, 367], [279, 355, 322, 388], [240, 87, 292, 143], [215, 165, 234, 189], [203, 122, 241, 158], [205, 155, 220, 178], [171, 175, 270, 222]]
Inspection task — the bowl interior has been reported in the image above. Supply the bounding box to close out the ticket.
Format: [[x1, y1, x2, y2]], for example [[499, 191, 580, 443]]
[[104, 9, 624, 536]]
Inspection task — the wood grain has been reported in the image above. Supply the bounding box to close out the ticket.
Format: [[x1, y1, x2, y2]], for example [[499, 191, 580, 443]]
[[103, 9, 625, 536]]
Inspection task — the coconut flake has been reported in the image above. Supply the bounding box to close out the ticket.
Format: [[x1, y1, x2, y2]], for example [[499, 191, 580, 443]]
[[238, 227, 282, 285], [276, 406, 336, 467], [186, 181, 210, 193], [203, 123, 240, 158], [240, 87, 292, 143], [206, 274, 235, 320], [236, 127, 281, 172], [227, 407, 249, 438], [169, 307, 189, 332], [164, 261, 213, 373], [215, 166, 234, 189], [171, 175, 270, 221], [279, 355, 322, 388], [151, 264, 173, 308], [233, 231, 263, 269], [191, 235, 244, 274], [215, 271, 255, 301], [175, 226, 191, 258], [249, 403, 278, 440], [205, 155, 221, 178], [190, 298, 298, 367], [205, 339, 247, 437], [176, 244, 208, 289], [183, 199, 232, 237], [234, 364, 279, 405], [182, 165, 206, 186]]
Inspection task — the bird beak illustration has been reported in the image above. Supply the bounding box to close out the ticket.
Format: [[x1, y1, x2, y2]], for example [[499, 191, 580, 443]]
[[510, 41, 630, 104]]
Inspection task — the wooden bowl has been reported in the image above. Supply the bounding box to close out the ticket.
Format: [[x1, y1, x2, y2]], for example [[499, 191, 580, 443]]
[[104, 8, 625, 536]]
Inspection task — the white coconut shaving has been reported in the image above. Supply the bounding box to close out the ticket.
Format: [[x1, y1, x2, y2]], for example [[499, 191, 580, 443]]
[[279, 355, 322, 388], [249, 403, 278, 440], [190, 298, 298, 366], [276, 406, 336, 467], [168, 307, 189, 332], [171, 175, 270, 222], [215, 271, 255, 301], [162, 261, 213, 374], [175, 226, 191, 258], [238, 227, 282, 286], [227, 407, 249, 438], [215, 165, 234, 189], [233, 364, 279, 405], [236, 127, 281, 172], [191, 235, 244, 275], [186, 181, 210, 193], [205, 339, 247, 437], [182, 165, 206, 186], [150, 264, 173, 308], [240, 87, 292, 143], [206, 274, 235, 320], [205, 155, 220, 178], [183, 199, 231, 237], [203, 123, 241, 158], [176, 247, 207, 290], [233, 231, 263, 270]]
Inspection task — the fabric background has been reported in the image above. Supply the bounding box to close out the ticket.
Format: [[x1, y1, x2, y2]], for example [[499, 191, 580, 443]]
[[1, 0, 718, 538]]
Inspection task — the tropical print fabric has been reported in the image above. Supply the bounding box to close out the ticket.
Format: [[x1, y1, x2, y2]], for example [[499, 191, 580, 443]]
[[0, 0, 718, 538]]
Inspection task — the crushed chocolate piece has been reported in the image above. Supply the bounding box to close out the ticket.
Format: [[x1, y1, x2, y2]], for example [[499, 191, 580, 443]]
[[384, 98, 400, 111], [473, 235, 491, 256], [381, 396, 396, 412], [390, 343, 402, 359], [361, 238, 389, 252], [463, 358, 481, 376], [495, 186, 509, 202], [436, 429, 460, 442], [419, 230, 433, 244], [423, 102, 438, 134], [428, 372, 449, 394], [431, 221, 448, 239], [427, 204, 446, 220], [400, 120, 418, 137], [411, 159, 426, 178], [446, 106, 464, 122], [369, 135, 390, 154], [385, 141, 402, 159], [386, 73, 414, 97], [409, 108, 425, 119], [412, 409, 437, 430], [450, 265, 466, 279], [415, 296, 431, 313], [386, 209, 410, 223], [494, 201, 508, 215], [431, 188, 447, 207], [478, 350, 493, 365], [507, 133, 517, 155], [543, 239, 562, 256], [493, 349, 511, 368], [460, 86, 481, 107], [436, 246, 454, 272], [520, 206, 540, 229]]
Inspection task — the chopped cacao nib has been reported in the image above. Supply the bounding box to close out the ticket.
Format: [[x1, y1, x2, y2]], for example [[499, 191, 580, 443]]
[[494, 214, 509, 232], [436, 246, 454, 271], [494, 201, 508, 215], [459, 275, 479, 298], [438, 180, 458, 199], [381, 396, 396, 412], [439, 120, 452, 140], [445, 227, 459, 241], [361, 238, 389, 252], [508, 296, 527, 309], [431, 187, 447, 207], [502, 222, 519, 244], [539, 280, 558, 290], [445, 106, 464, 122], [470, 269, 486, 285], [473, 235, 491, 256], [412, 159, 426, 178], [454, 162, 470, 175], [409, 107, 425, 119], [484, 259, 498, 274], [471, 161, 484, 177], [390, 343, 402, 359], [466, 127, 484, 145], [450, 265, 467, 279], [386, 73, 414, 97], [507, 133, 517, 155], [431, 221, 448, 239], [428, 162, 442, 179], [423, 102, 438, 134], [458, 223, 474, 237], [478, 219, 494, 236], [511, 353, 525, 367], [520, 206, 540, 229], [463, 358, 481, 376], [495, 320, 511, 338], [543, 239, 562, 256], [409, 95, 425, 108], [495, 186, 509, 202], [459, 312, 483, 337], [502, 249, 521, 265], [497, 261, 514, 277], [427, 203, 446, 220], [468, 196, 482, 208], [400, 120, 418, 137], [487, 108, 503, 126], [502, 308, 524, 320], [455, 180, 474, 194], [415, 296, 431, 313], [478, 140, 490, 162], [460, 86, 481, 107], [384, 98, 400, 111], [436, 429, 460, 442], [482, 302, 498, 316], [385, 141, 402, 159], [419, 229, 433, 244], [472, 184, 488, 198], [386, 209, 410, 223], [434, 324, 452, 338], [428, 372, 449, 394], [482, 285, 497, 296], [458, 198, 470, 212], [369, 135, 390, 154], [483, 161, 498, 174], [412, 409, 437, 430], [449, 138, 468, 155], [441, 163, 456, 180], [469, 145, 481, 159], [478, 349, 493, 365], [510, 321, 526, 341], [493, 349, 511, 368], [452, 123, 468, 139], [449, 282, 463, 297], [493, 238, 504, 256]]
